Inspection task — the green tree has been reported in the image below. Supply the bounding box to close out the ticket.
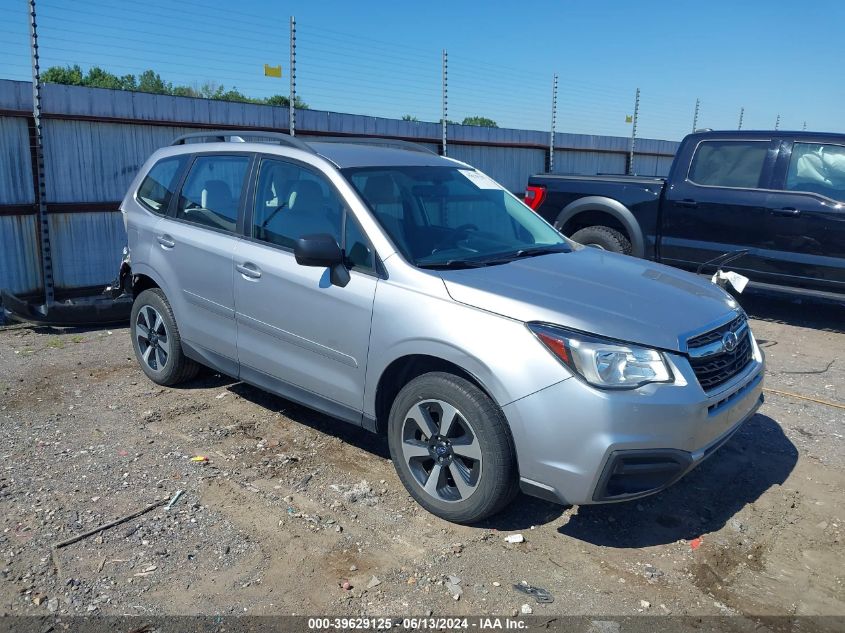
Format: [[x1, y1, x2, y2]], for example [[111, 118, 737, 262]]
[[462, 116, 498, 127], [266, 95, 309, 109], [38, 65, 309, 109], [137, 70, 169, 94], [41, 64, 84, 86], [401, 114, 419, 121], [84, 67, 125, 90], [171, 85, 199, 98]]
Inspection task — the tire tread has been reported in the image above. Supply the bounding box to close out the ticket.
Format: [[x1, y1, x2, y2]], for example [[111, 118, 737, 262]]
[[571, 225, 633, 255]]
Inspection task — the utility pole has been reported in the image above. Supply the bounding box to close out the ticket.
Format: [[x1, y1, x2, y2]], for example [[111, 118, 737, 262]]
[[692, 98, 700, 132], [627, 88, 640, 176], [441, 49, 448, 156], [28, 0, 54, 310], [774, 113, 780, 131], [289, 16, 296, 136], [738, 106, 744, 130], [549, 73, 558, 173]]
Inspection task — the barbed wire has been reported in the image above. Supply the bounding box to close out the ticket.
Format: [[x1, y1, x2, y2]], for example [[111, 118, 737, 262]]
[[0, 1, 815, 141]]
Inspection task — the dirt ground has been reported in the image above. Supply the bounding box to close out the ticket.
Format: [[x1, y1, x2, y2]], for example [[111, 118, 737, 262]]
[[0, 293, 843, 626]]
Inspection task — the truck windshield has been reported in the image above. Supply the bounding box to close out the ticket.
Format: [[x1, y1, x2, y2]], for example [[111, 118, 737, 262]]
[[343, 166, 569, 268]]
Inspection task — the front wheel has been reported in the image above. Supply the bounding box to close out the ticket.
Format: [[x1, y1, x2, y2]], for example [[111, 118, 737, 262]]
[[130, 288, 199, 386], [387, 372, 518, 523]]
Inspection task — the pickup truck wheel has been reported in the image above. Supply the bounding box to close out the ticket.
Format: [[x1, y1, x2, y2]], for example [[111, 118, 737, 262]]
[[571, 225, 632, 255], [388, 372, 519, 524], [130, 289, 199, 386]]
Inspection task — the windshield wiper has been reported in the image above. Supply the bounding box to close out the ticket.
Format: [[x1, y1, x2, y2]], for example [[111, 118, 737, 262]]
[[476, 245, 570, 265], [416, 246, 569, 270], [510, 245, 570, 259], [416, 258, 506, 269]]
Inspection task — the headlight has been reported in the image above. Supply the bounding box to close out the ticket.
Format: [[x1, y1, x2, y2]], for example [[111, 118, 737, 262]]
[[528, 323, 673, 389]]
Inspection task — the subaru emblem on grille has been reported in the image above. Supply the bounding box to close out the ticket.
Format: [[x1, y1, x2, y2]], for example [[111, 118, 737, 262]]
[[722, 330, 739, 353]]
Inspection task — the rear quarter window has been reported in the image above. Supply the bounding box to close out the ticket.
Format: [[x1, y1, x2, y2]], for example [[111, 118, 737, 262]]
[[688, 140, 769, 189], [136, 155, 188, 214]]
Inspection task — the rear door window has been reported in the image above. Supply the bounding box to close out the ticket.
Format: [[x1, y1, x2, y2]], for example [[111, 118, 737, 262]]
[[174, 155, 250, 232], [785, 142, 845, 203], [136, 156, 188, 214], [688, 140, 769, 189]]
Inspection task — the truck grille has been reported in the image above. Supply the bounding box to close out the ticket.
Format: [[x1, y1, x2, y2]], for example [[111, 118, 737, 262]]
[[687, 315, 753, 391]]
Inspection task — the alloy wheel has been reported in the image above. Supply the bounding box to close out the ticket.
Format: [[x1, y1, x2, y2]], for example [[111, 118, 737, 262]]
[[400, 399, 483, 503], [135, 305, 170, 372]]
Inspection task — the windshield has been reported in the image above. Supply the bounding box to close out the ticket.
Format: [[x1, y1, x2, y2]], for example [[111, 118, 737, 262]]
[[342, 166, 569, 268]]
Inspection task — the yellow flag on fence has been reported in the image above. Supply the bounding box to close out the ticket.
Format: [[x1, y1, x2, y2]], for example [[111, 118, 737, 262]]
[[264, 64, 282, 78], [625, 115, 633, 123]]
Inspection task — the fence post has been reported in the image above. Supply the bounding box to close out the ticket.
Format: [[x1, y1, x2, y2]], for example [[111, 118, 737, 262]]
[[738, 106, 744, 130], [441, 49, 448, 156], [289, 16, 296, 136], [27, 0, 54, 308], [627, 87, 640, 176], [549, 73, 558, 173], [692, 98, 700, 132], [774, 113, 780, 131], [803, 121, 807, 131]]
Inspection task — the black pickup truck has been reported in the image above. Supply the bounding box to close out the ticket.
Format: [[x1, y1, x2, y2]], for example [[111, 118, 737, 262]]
[[524, 130, 845, 300]]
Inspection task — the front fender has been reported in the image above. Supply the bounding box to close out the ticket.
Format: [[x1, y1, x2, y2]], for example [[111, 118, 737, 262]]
[[363, 279, 571, 418]]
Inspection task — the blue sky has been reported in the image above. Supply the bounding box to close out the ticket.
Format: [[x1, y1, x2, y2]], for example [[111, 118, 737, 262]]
[[1, 0, 842, 140]]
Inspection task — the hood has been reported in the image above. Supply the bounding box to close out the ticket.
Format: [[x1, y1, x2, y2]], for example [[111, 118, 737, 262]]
[[439, 248, 740, 352]]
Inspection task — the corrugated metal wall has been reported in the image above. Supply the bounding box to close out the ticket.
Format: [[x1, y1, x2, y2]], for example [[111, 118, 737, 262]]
[[42, 120, 206, 202], [0, 116, 33, 204], [0, 215, 41, 295], [449, 145, 547, 192], [0, 79, 679, 297], [48, 212, 126, 290]]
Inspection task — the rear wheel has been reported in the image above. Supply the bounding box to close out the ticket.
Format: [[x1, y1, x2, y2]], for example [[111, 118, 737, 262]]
[[130, 288, 199, 386], [387, 372, 518, 523], [570, 225, 632, 255]]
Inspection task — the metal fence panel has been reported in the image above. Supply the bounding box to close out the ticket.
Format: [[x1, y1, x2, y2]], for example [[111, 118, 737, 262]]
[[447, 145, 546, 192], [41, 120, 208, 202], [48, 212, 126, 289], [0, 80, 31, 111], [0, 117, 34, 205], [552, 150, 627, 176], [0, 215, 41, 295]]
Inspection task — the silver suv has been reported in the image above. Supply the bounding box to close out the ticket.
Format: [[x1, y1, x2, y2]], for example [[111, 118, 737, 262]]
[[120, 131, 765, 523]]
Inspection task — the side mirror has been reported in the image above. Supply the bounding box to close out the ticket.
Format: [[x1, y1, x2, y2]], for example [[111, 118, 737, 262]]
[[294, 233, 350, 287]]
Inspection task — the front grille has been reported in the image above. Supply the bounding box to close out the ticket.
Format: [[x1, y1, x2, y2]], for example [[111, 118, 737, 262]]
[[687, 314, 744, 348], [687, 315, 753, 391]]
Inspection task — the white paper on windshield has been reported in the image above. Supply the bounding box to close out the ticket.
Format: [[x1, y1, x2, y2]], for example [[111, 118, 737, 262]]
[[459, 169, 501, 190]]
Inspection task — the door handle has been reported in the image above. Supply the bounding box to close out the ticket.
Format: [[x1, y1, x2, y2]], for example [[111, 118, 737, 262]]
[[236, 262, 262, 279], [156, 234, 175, 248], [676, 199, 698, 208], [772, 207, 801, 217]]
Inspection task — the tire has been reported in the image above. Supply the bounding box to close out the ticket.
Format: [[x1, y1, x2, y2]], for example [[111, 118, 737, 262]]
[[387, 372, 519, 523], [570, 225, 633, 255], [130, 288, 199, 386]]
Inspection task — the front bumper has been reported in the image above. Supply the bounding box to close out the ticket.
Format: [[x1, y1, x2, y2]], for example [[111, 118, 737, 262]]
[[503, 339, 765, 506]]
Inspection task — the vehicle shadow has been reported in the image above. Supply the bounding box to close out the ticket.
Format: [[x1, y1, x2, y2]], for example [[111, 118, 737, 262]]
[[555, 413, 797, 547], [225, 380, 391, 460], [739, 292, 844, 334]]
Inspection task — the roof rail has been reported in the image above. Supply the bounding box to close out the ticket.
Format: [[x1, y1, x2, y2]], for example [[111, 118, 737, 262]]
[[310, 136, 437, 155], [170, 131, 315, 154]]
